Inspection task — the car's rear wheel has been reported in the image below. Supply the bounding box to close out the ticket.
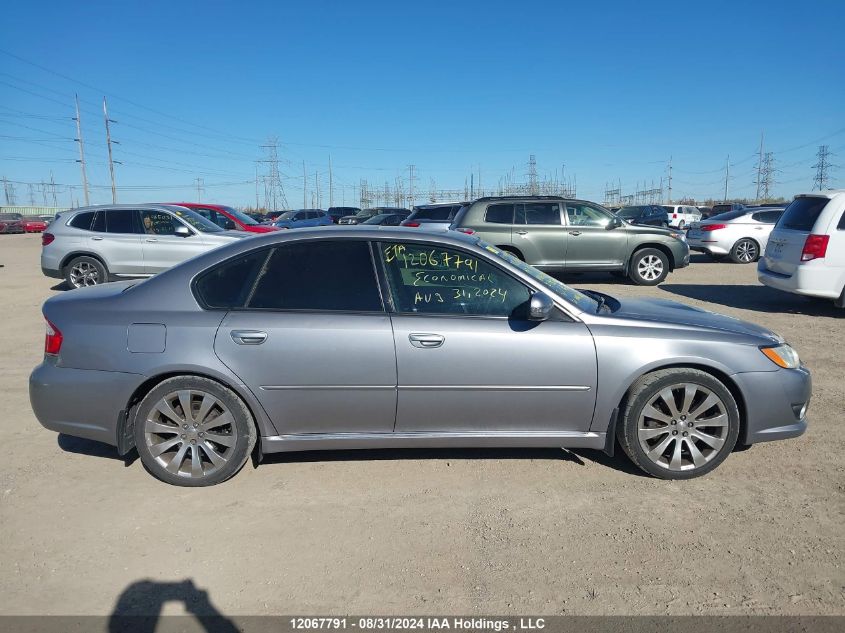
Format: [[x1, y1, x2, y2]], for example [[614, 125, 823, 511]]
[[617, 368, 740, 479], [730, 238, 759, 264], [134, 376, 256, 486], [628, 248, 669, 285], [64, 256, 107, 289]]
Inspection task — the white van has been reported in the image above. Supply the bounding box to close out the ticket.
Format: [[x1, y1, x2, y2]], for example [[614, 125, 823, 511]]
[[662, 204, 701, 229], [758, 190, 845, 308]]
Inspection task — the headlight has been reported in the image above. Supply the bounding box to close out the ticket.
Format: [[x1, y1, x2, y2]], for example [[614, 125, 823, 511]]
[[668, 230, 687, 242], [760, 344, 800, 369]]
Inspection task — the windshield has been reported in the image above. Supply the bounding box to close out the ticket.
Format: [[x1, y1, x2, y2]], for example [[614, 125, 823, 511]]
[[363, 214, 391, 224], [0, 213, 23, 220], [169, 207, 224, 232], [617, 207, 643, 219], [356, 209, 378, 218], [482, 242, 599, 313], [275, 211, 297, 221], [221, 205, 259, 226]]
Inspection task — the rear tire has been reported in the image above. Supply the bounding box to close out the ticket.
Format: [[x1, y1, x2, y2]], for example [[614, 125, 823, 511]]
[[134, 376, 257, 487], [64, 255, 107, 289], [729, 238, 759, 264], [628, 248, 669, 285], [617, 368, 740, 479]]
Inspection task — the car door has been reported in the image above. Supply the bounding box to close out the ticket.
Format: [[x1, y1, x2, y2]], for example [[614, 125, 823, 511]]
[[139, 210, 209, 274], [94, 209, 145, 275], [211, 239, 397, 434], [512, 202, 568, 267], [563, 202, 628, 269], [378, 240, 598, 433], [750, 210, 784, 250]]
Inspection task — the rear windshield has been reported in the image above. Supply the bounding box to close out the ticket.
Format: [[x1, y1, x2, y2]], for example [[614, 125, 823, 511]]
[[711, 204, 736, 214], [778, 197, 830, 232], [708, 209, 748, 222], [413, 206, 454, 221], [618, 206, 644, 218]]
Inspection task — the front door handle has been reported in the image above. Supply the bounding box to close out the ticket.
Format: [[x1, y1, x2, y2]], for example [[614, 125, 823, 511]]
[[91, 236, 103, 241], [515, 230, 528, 236], [409, 333, 444, 348], [569, 231, 582, 236], [231, 330, 268, 345], [145, 238, 158, 243]]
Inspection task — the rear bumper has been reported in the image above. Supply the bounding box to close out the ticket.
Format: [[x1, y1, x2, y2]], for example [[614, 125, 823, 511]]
[[29, 361, 143, 447], [41, 265, 63, 279], [733, 366, 811, 445], [758, 262, 842, 300], [689, 239, 729, 256]]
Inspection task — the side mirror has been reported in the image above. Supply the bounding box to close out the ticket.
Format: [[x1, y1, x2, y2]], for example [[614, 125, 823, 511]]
[[174, 225, 192, 238], [528, 292, 554, 321], [608, 216, 623, 229]]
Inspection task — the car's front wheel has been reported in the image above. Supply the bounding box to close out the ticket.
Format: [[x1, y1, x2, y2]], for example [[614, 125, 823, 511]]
[[628, 248, 669, 285], [617, 368, 740, 479], [134, 376, 257, 486], [64, 255, 107, 289]]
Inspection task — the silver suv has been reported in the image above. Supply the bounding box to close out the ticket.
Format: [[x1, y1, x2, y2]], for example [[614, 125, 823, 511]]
[[41, 204, 247, 288]]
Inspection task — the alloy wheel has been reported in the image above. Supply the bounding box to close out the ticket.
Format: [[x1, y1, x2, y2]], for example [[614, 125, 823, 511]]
[[637, 383, 729, 471], [143, 390, 237, 479], [637, 255, 664, 281], [69, 261, 100, 287], [735, 240, 758, 263]]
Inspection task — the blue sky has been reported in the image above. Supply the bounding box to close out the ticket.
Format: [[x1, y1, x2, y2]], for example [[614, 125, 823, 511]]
[[1, 0, 844, 208]]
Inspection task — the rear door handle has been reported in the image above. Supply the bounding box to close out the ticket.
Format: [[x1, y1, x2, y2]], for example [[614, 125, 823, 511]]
[[409, 333, 444, 348], [145, 238, 158, 242], [231, 330, 268, 345], [569, 231, 582, 236], [91, 236, 103, 241], [515, 230, 528, 236]]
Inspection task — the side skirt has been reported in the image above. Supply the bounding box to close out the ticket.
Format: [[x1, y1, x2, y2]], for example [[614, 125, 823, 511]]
[[261, 430, 606, 454]]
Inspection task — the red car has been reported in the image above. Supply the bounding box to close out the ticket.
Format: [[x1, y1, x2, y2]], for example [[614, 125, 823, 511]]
[[23, 217, 49, 233], [168, 203, 278, 233], [0, 213, 25, 234]]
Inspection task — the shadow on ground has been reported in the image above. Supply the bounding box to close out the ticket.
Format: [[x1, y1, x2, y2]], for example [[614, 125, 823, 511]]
[[660, 283, 842, 317], [58, 434, 136, 465], [109, 579, 238, 632]]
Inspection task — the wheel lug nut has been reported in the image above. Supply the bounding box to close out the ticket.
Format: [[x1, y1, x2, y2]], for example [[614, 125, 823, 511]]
[[672, 430, 678, 435], [181, 434, 186, 439], [183, 424, 188, 429], [199, 432, 204, 437], [682, 431, 688, 437], [680, 415, 686, 420], [190, 439, 196, 445], [193, 423, 198, 428], [688, 421, 693, 427], [671, 420, 677, 425]]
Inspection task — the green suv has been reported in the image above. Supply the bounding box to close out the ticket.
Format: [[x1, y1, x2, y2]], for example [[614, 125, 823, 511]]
[[451, 196, 690, 285]]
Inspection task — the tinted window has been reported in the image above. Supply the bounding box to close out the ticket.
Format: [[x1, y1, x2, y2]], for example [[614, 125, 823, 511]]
[[141, 210, 177, 235], [838, 211, 845, 231], [69, 211, 95, 230], [91, 211, 106, 232], [565, 203, 612, 227], [517, 203, 561, 225], [106, 209, 139, 234], [248, 240, 382, 312], [195, 249, 269, 309], [751, 210, 783, 224], [618, 206, 644, 219], [414, 206, 453, 221], [484, 204, 514, 224], [380, 241, 531, 317], [708, 209, 748, 221], [779, 197, 830, 231]]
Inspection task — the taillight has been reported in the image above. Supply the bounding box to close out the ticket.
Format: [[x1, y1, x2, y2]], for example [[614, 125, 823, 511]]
[[673, 213, 678, 218], [455, 228, 475, 235], [403, 221, 421, 227], [45, 320, 63, 356], [701, 224, 727, 232], [42, 232, 55, 246], [801, 234, 829, 262]]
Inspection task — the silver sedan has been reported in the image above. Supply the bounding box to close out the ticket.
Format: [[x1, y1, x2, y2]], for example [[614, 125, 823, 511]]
[[30, 227, 810, 486], [687, 207, 785, 263]]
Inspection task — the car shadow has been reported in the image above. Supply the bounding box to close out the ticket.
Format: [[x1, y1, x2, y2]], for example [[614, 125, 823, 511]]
[[660, 284, 842, 317], [50, 282, 69, 291], [58, 434, 137, 466], [570, 448, 650, 477], [261, 446, 587, 466], [109, 579, 238, 632]]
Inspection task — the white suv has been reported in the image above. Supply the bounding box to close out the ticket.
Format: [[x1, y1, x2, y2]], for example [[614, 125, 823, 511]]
[[662, 204, 701, 229], [758, 190, 845, 308]]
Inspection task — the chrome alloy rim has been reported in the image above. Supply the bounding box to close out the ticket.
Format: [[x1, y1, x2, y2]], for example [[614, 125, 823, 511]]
[[735, 240, 758, 263], [637, 383, 729, 471], [637, 254, 664, 281], [69, 261, 100, 287], [144, 390, 237, 479]]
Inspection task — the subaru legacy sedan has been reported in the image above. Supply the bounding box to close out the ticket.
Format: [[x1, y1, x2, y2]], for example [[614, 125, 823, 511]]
[[30, 228, 809, 486]]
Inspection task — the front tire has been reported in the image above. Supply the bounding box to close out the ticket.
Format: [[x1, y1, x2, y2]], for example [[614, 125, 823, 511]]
[[729, 238, 759, 264], [64, 255, 107, 289], [617, 369, 740, 479], [628, 248, 669, 285], [134, 376, 257, 487]]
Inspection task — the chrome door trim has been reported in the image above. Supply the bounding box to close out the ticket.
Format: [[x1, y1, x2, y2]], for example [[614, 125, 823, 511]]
[[259, 385, 396, 391], [401, 385, 592, 392]]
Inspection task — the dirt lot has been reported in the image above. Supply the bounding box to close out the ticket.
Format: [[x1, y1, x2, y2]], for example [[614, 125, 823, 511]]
[[0, 233, 842, 617]]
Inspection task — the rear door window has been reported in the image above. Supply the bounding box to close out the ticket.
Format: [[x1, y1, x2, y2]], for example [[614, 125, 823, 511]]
[[69, 211, 95, 230], [752, 210, 783, 223], [516, 203, 561, 225], [194, 249, 270, 309], [484, 204, 515, 224], [106, 209, 140, 234], [778, 197, 830, 231]]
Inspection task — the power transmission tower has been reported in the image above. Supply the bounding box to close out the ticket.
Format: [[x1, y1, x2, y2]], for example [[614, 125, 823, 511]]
[[758, 152, 776, 200], [812, 145, 836, 190], [2, 177, 17, 205], [28, 183, 35, 206], [328, 155, 333, 208], [73, 94, 90, 206], [527, 155, 538, 195], [407, 164, 416, 208], [315, 171, 320, 208], [103, 97, 119, 203], [50, 171, 58, 207], [723, 155, 730, 201], [258, 137, 288, 212], [755, 131, 765, 200], [667, 156, 673, 203], [254, 164, 260, 210], [302, 161, 307, 208], [194, 178, 204, 202]]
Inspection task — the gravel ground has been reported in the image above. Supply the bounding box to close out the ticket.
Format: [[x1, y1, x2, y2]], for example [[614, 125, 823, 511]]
[[0, 233, 842, 617]]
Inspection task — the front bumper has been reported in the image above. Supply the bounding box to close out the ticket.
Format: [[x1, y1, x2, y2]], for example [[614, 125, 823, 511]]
[[30, 360, 143, 447], [733, 366, 811, 445]]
